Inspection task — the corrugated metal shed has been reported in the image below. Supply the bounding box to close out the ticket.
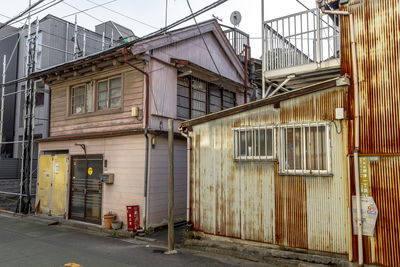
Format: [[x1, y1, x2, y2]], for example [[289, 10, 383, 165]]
[[340, 1, 400, 265], [189, 84, 350, 254]]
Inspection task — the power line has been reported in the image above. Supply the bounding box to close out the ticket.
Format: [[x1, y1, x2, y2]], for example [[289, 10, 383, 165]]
[[86, 0, 158, 30], [61, 0, 117, 19], [9, 0, 65, 26], [0, 0, 46, 30], [185, 0, 221, 75], [62, 1, 103, 23]]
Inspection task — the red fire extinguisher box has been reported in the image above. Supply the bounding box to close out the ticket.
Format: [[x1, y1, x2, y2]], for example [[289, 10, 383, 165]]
[[126, 205, 140, 231]]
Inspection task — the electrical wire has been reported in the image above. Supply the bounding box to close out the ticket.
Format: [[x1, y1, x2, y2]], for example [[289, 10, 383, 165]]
[[61, 0, 117, 19], [62, 1, 103, 23], [0, 0, 47, 29], [185, 0, 221, 76], [9, 0, 65, 26], [85, 0, 158, 30]]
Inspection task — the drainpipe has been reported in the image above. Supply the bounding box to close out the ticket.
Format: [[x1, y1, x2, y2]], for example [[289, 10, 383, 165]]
[[178, 127, 191, 224], [123, 48, 150, 229], [244, 44, 249, 104], [318, 2, 363, 266]]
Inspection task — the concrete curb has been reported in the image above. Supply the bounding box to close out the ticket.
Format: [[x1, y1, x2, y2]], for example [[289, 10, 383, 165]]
[[183, 239, 355, 267]]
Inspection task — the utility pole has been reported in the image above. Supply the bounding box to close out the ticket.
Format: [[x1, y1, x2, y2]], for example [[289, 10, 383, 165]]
[[165, 119, 177, 255], [0, 55, 6, 155]]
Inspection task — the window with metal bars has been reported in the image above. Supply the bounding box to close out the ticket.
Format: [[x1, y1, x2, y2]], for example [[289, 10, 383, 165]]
[[177, 75, 236, 120], [279, 122, 331, 175], [233, 126, 275, 160]]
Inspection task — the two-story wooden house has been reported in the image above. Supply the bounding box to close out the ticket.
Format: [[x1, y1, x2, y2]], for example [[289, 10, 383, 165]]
[[30, 20, 246, 229]]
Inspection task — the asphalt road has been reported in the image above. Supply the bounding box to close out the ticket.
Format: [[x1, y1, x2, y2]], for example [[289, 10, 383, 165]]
[[0, 214, 267, 267]]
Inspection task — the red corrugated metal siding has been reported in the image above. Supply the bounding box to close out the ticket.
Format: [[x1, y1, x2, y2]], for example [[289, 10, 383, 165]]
[[341, 1, 400, 265], [370, 156, 400, 266], [341, 0, 400, 154], [275, 165, 308, 249], [349, 156, 400, 266]]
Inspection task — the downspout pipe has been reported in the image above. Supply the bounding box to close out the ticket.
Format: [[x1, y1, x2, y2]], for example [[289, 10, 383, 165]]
[[318, 2, 363, 266], [178, 126, 191, 224], [123, 48, 150, 230], [244, 44, 249, 104]]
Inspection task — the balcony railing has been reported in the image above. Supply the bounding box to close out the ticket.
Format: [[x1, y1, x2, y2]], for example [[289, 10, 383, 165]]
[[222, 25, 250, 56], [263, 8, 340, 71]]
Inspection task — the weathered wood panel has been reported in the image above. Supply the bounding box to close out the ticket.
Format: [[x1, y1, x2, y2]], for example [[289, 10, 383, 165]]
[[153, 32, 243, 85], [49, 63, 144, 137]]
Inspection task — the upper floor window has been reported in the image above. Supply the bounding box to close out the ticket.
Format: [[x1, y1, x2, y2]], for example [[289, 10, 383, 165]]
[[279, 122, 331, 175], [71, 83, 93, 114], [177, 76, 236, 120], [97, 77, 121, 110], [233, 126, 275, 161]]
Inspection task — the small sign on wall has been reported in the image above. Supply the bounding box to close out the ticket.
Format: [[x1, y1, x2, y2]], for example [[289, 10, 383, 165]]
[[352, 196, 378, 237], [55, 163, 59, 174]]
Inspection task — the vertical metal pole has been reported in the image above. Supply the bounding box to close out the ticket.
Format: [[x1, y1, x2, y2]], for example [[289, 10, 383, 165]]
[[165, 0, 168, 29], [261, 0, 265, 98], [28, 18, 39, 212], [0, 55, 6, 154], [166, 119, 176, 254], [83, 31, 86, 57], [65, 22, 69, 61], [316, 6, 321, 63], [110, 30, 113, 47], [20, 14, 32, 213], [102, 32, 105, 51], [74, 15, 78, 59]]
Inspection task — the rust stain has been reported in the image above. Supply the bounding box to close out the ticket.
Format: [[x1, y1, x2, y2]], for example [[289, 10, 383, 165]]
[[341, 0, 400, 155], [274, 164, 308, 249]]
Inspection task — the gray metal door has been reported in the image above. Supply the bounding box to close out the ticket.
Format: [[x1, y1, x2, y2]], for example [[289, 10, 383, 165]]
[[70, 156, 102, 224]]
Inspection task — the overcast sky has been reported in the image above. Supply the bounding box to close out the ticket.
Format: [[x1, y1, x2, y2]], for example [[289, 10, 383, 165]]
[[1, 0, 318, 58]]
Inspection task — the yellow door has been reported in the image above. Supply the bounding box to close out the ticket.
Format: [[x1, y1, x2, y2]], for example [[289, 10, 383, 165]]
[[50, 155, 68, 216], [37, 155, 52, 214]]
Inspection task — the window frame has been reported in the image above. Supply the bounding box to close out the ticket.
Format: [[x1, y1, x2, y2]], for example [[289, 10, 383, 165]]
[[233, 126, 276, 161], [96, 76, 122, 111], [71, 83, 89, 115], [279, 122, 332, 176], [176, 75, 236, 120]]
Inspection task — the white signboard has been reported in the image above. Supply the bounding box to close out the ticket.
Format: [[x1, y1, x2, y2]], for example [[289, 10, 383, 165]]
[[55, 163, 59, 174], [352, 196, 378, 237]]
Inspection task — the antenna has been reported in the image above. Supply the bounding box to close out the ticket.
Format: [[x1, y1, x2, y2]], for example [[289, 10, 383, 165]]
[[230, 11, 241, 27]]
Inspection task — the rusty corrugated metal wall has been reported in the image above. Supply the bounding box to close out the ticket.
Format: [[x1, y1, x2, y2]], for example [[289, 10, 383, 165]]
[[341, 0, 400, 154], [190, 86, 350, 254], [340, 1, 400, 265]]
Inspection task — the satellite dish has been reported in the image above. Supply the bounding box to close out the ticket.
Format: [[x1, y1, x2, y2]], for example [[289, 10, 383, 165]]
[[230, 11, 242, 27]]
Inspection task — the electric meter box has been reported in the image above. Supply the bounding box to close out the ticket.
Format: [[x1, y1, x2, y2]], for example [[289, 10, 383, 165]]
[[101, 173, 114, 184]]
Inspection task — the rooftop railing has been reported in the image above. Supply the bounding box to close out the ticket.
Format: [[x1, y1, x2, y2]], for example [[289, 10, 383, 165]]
[[263, 8, 340, 71], [222, 25, 250, 56]]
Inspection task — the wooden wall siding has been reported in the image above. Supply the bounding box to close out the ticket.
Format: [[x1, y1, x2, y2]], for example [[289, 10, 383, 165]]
[[38, 135, 146, 228], [49, 62, 144, 137], [149, 60, 177, 118], [147, 136, 187, 227], [190, 86, 349, 254], [152, 32, 243, 85]]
